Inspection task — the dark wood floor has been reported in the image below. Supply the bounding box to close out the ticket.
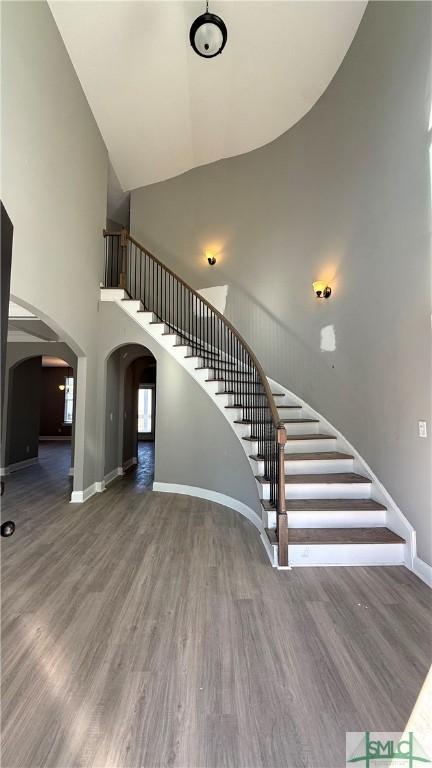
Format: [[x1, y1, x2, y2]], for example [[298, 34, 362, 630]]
[[1, 444, 430, 767]]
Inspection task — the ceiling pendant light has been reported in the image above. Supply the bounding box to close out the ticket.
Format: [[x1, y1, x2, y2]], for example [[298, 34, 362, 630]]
[[189, 1, 227, 58]]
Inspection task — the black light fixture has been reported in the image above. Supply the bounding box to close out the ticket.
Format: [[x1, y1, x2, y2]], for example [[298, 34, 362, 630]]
[[190, 1, 227, 58]]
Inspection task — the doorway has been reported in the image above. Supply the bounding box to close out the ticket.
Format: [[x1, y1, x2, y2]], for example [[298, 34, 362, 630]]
[[104, 344, 156, 490], [1, 352, 76, 522]]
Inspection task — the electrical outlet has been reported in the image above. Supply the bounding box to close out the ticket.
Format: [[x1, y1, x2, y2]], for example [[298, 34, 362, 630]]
[[26, 445, 30, 454], [418, 421, 427, 438]]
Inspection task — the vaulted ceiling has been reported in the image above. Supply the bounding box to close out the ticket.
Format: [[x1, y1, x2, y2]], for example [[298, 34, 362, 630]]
[[49, 1, 366, 191]]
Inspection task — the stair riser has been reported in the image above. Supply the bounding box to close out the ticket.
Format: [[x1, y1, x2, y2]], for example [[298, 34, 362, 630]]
[[265, 509, 387, 529], [122, 300, 144, 313], [285, 422, 320, 435], [259, 483, 372, 500], [228, 407, 302, 421], [284, 439, 338, 453], [100, 288, 128, 302], [268, 543, 405, 567], [254, 458, 354, 475], [238, 421, 320, 438], [205, 374, 256, 383]]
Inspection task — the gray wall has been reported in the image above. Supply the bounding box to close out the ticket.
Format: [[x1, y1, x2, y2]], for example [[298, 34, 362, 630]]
[[131, 2, 432, 563], [1, 1, 108, 492], [6, 357, 42, 466], [97, 303, 261, 517]]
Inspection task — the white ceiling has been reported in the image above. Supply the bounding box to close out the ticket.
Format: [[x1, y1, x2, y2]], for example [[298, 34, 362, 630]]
[[49, 1, 366, 191]]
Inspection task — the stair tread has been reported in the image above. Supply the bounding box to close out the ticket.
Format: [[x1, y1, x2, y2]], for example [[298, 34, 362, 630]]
[[285, 433, 335, 441], [265, 527, 405, 545], [256, 472, 370, 484], [242, 434, 335, 443], [216, 391, 284, 397], [235, 418, 318, 425], [261, 498, 387, 512], [243, 435, 330, 444], [197, 366, 253, 372], [226, 404, 299, 410], [184, 354, 220, 359], [283, 419, 319, 424], [250, 451, 353, 462], [206, 378, 251, 383]]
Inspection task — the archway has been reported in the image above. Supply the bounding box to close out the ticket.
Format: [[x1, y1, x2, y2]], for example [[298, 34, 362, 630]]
[[2, 295, 87, 503], [104, 343, 156, 490], [1, 352, 77, 522]]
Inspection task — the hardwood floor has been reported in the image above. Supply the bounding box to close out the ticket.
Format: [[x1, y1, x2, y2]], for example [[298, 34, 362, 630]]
[[1, 445, 431, 768], [134, 442, 155, 489]]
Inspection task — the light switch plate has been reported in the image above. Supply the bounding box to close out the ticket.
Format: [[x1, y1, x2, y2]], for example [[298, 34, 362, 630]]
[[418, 421, 427, 438]]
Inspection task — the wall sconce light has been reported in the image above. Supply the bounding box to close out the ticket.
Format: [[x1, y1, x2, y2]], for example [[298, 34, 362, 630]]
[[207, 252, 216, 266], [58, 383, 65, 391], [313, 280, 331, 299]]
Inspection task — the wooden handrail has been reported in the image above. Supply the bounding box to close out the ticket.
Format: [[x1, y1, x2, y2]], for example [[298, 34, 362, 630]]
[[104, 229, 282, 431]]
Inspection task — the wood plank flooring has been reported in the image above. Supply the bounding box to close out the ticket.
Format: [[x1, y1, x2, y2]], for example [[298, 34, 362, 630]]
[[1, 444, 431, 767]]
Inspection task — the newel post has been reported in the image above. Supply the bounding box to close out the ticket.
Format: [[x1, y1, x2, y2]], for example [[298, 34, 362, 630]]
[[277, 424, 288, 567], [119, 228, 128, 290]]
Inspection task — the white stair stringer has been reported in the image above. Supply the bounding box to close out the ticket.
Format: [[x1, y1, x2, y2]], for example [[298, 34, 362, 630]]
[[266, 377, 414, 569], [101, 290, 413, 571], [265, 541, 406, 568]]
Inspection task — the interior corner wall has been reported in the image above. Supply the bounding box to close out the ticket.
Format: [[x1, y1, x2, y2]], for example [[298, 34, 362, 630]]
[[5, 357, 42, 467], [130, 1, 432, 564], [1, 0, 108, 492]]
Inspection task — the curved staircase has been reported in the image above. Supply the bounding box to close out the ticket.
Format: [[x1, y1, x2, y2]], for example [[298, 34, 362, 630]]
[[101, 230, 410, 569]]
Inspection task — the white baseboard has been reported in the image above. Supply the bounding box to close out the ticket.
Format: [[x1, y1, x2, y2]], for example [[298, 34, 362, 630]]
[[39, 436, 72, 442], [260, 531, 278, 567], [123, 456, 137, 472], [104, 467, 123, 486], [70, 482, 98, 503], [0, 457, 38, 476], [70, 467, 124, 502], [411, 555, 432, 587]]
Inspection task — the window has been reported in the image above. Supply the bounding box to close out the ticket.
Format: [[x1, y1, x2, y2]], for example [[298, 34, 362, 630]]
[[63, 377, 74, 424], [138, 387, 152, 433]]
